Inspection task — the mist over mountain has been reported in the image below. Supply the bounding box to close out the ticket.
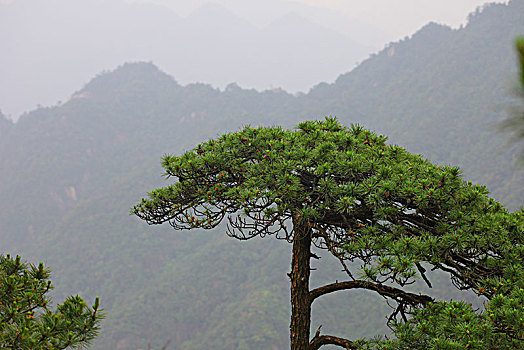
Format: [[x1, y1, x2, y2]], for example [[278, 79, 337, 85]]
[[1, 0, 523, 349], [140, 0, 388, 44], [0, 0, 375, 120]]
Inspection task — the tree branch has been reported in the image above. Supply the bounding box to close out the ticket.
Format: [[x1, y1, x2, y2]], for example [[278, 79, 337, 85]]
[[416, 262, 432, 288], [309, 333, 358, 350], [309, 280, 433, 306]]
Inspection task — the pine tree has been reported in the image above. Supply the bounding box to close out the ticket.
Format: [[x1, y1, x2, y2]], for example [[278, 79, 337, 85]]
[[0, 254, 103, 349], [134, 118, 523, 349]]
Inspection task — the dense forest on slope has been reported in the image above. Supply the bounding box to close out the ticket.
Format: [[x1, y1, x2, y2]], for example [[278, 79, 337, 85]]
[[0, 1, 523, 348], [305, 0, 524, 209]]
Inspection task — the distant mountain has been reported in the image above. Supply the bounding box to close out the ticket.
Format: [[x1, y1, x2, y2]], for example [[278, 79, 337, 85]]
[[0, 0, 373, 120], [257, 12, 372, 90], [0, 111, 11, 158], [0, 111, 11, 136], [0, 0, 183, 119], [304, 0, 524, 207], [153, 0, 388, 45], [257, 0, 387, 46], [1, 1, 523, 349], [0, 63, 305, 349]]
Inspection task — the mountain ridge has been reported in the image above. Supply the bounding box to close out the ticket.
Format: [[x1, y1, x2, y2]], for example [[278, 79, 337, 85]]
[[0, 0, 374, 120], [1, 1, 523, 348]]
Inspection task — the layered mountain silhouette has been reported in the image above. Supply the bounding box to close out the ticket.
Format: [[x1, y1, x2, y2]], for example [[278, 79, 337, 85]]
[[0, 0, 375, 120], [0, 0, 523, 349]]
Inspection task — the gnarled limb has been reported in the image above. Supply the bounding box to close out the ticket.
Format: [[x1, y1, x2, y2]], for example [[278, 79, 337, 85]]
[[310, 279, 433, 306], [309, 332, 358, 350]]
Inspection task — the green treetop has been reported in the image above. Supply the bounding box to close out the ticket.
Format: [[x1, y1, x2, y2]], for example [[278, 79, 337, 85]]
[[134, 118, 523, 349], [0, 254, 103, 349]]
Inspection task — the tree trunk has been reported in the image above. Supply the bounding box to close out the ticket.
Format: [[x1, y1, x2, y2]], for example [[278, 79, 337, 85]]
[[290, 219, 312, 350]]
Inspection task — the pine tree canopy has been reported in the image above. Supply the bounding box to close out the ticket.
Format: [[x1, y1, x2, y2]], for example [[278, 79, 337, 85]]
[[0, 254, 103, 349], [134, 118, 523, 349]]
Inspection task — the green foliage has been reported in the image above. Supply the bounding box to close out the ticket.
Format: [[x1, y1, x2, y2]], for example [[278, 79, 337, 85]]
[[307, 0, 524, 209], [134, 118, 412, 235], [0, 254, 103, 349], [340, 179, 523, 293], [135, 118, 524, 348], [358, 208, 524, 348], [1, 2, 524, 348], [365, 290, 524, 349]]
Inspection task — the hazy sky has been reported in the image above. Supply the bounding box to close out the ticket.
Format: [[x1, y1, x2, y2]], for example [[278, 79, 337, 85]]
[[0, 0, 510, 40], [131, 0, 508, 43]]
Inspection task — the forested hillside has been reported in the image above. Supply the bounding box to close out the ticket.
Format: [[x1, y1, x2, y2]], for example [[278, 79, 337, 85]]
[[0, 1, 523, 348], [305, 0, 524, 209]]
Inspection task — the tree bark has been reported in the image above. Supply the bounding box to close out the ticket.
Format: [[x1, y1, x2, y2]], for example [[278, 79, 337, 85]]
[[290, 219, 312, 350], [309, 334, 357, 350], [309, 280, 433, 306]]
